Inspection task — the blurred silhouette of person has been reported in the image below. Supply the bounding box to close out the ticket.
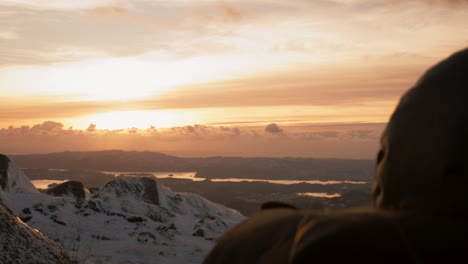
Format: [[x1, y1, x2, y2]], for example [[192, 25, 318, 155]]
[[203, 47, 468, 264]]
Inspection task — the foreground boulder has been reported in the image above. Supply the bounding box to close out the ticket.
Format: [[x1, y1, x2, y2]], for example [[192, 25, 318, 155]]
[[0, 201, 72, 264]]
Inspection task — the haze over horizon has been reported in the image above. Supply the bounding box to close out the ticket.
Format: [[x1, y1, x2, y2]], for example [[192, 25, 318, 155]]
[[1, 0, 467, 158]]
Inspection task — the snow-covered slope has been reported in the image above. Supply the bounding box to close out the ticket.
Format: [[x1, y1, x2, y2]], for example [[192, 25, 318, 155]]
[[0, 154, 38, 202], [0, 155, 71, 264], [0, 201, 72, 264], [1, 155, 244, 264]]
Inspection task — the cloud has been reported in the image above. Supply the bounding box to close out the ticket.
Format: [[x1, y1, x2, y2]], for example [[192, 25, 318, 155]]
[[389, 0, 468, 6], [30, 121, 64, 135], [0, 2, 251, 67], [2, 0, 466, 69], [216, 4, 246, 23], [264, 123, 283, 134], [0, 0, 116, 10], [0, 121, 384, 158], [93, 6, 127, 16], [86, 124, 97, 132], [91, 4, 246, 30], [165, 125, 246, 138], [305, 131, 339, 139], [348, 129, 380, 139], [0, 30, 18, 40], [335, 0, 468, 5], [92, 6, 160, 27], [0, 57, 419, 123], [0, 122, 250, 138], [190, 4, 247, 24], [298, 129, 382, 141]]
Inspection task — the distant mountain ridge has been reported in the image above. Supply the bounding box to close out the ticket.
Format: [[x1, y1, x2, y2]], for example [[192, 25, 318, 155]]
[[11, 150, 183, 171], [11, 150, 374, 181]]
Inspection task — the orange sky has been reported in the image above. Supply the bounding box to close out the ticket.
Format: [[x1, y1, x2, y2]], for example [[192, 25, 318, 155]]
[[0, 0, 467, 157]]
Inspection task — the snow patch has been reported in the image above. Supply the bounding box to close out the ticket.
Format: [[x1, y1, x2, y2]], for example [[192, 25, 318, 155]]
[[1, 156, 244, 264]]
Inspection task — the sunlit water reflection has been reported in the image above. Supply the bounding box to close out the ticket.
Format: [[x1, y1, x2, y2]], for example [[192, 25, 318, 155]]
[[31, 172, 366, 199], [31, 180, 69, 189], [297, 192, 342, 198], [101, 171, 368, 185]]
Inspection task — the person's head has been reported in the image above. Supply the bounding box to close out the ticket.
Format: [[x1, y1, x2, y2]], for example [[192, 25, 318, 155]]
[[373, 48, 468, 214]]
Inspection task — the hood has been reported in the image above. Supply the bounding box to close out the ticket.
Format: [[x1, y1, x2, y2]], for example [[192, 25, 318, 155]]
[[373, 48, 468, 214]]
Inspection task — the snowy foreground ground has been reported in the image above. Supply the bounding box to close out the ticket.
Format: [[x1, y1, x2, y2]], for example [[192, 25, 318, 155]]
[[0, 158, 244, 264]]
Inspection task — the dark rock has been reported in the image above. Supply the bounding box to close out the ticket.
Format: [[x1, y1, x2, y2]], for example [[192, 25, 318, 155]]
[[0, 154, 9, 191], [192, 229, 205, 237], [127, 216, 145, 223], [89, 187, 99, 194], [47, 181, 85, 200], [33, 206, 48, 216], [0, 201, 72, 263], [103, 177, 159, 205], [137, 232, 156, 244], [47, 183, 59, 189], [86, 200, 100, 212], [19, 208, 33, 222], [91, 234, 110, 240], [50, 215, 66, 226], [105, 211, 126, 217], [20, 216, 32, 222], [47, 204, 58, 212]]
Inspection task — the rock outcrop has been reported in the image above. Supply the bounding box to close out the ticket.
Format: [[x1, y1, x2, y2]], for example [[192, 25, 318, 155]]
[[102, 177, 159, 205], [0, 201, 72, 264], [47, 181, 85, 200], [0, 154, 9, 190]]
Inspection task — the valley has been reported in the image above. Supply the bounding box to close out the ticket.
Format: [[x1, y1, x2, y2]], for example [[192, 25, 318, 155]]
[[18, 151, 375, 216]]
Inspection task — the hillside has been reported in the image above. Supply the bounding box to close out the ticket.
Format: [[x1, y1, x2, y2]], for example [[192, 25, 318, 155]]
[[1, 155, 244, 264]]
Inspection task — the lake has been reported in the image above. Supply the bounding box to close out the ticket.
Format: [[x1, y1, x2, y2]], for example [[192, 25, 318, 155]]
[[101, 171, 368, 185], [30, 171, 367, 199], [297, 192, 342, 198], [31, 179, 69, 189]]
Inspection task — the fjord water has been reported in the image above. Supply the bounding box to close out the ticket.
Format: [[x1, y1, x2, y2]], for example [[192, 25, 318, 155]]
[[101, 171, 368, 185]]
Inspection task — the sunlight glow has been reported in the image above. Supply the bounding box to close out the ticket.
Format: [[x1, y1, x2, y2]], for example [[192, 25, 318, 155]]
[[0, 0, 110, 9], [0, 52, 291, 102], [79, 110, 203, 130], [66, 103, 393, 131]]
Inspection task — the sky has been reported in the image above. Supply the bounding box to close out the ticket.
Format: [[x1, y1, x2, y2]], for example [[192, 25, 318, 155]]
[[0, 0, 467, 158]]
